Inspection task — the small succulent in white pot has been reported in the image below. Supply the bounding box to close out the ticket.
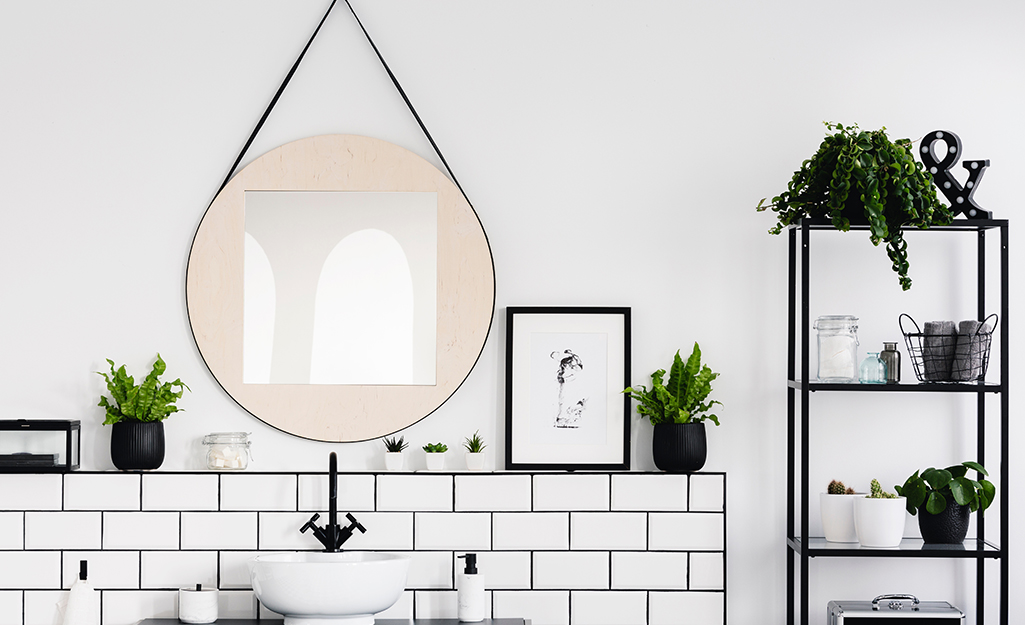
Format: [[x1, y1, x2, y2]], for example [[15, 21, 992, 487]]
[[463, 431, 486, 471], [382, 436, 408, 472], [853, 479, 906, 548], [423, 442, 448, 471], [820, 479, 859, 543]]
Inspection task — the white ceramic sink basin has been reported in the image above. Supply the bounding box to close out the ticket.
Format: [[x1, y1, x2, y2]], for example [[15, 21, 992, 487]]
[[249, 552, 410, 625]]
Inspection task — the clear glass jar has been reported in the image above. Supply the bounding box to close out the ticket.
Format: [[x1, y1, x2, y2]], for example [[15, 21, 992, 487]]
[[202, 432, 251, 470], [859, 352, 887, 384], [814, 315, 859, 382]]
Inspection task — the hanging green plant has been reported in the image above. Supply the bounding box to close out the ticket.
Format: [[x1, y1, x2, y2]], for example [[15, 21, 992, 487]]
[[756, 122, 953, 290]]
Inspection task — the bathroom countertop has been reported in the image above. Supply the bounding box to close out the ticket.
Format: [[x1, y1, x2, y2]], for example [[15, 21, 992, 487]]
[[141, 620, 526, 625], [142, 614, 528, 618]]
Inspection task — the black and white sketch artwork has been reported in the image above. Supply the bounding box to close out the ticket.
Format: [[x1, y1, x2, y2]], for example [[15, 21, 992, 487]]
[[529, 332, 608, 446]]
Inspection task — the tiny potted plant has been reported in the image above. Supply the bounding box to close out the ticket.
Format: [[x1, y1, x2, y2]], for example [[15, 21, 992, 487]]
[[97, 354, 189, 471], [463, 431, 487, 471], [757, 122, 953, 290], [853, 479, 906, 548], [423, 442, 448, 471], [623, 342, 721, 473], [382, 436, 408, 472], [895, 461, 995, 544], [820, 479, 859, 543]]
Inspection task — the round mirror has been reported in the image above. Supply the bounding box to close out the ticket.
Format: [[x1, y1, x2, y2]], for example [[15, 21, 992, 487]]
[[187, 134, 495, 442]]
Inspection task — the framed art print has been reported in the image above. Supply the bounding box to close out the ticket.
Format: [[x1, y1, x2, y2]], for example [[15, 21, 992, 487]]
[[505, 307, 631, 470]]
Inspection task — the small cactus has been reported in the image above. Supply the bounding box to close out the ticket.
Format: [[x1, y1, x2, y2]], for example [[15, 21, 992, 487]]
[[827, 480, 847, 495], [867, 478, 897, 499]]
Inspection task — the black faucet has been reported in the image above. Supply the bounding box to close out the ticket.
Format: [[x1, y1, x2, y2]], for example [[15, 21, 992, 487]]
[[300, 452, 366, 551]]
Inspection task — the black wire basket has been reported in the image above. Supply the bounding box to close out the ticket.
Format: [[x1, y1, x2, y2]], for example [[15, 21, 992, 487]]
[[899, 313, 997, 383]]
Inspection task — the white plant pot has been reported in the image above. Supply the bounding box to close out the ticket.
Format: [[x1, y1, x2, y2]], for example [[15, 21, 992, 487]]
[[384, 452, 404, 472], [425, 452, 446, 471], [465, 451, 485, 471], [820, 493, 860, 543], [853, 496, 907, 548]]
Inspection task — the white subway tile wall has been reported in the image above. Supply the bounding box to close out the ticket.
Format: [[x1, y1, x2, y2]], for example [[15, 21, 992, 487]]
[[533, 474, 610, 511], [0, 514, 23, 549], [142, 474, 218, 511], [455, 475, 531, 511], [377, 475, 453, 512], [0, 471, 724, 625]]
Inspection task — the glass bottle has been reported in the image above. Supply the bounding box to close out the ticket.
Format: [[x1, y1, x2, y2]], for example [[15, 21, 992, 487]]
[[880, 342, 901, 383], [859, 352, 887, 384], [814, 315, 859, 382]]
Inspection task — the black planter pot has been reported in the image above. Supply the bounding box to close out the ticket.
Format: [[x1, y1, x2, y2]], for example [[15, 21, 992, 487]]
[[918, 500, 971, 544], [110, 421, 165, 470], [652, 422, 707, 473]]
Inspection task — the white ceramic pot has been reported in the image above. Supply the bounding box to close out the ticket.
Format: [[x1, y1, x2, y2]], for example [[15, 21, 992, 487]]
[[384, 452, 404, 472], [465, 452, 485, 471], [853, 496, 907, 548], [425, 452, 446, 471], [820, 493, 859, 543]]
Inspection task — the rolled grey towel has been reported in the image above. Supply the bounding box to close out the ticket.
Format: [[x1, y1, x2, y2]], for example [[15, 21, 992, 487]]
[[952, 319, 992, 381], [923, 321, 956, 381]]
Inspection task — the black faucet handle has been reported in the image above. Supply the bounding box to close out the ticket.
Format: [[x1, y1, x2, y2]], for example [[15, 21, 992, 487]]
[[300, 513, 321, 533], [346, 512, 367, 534]]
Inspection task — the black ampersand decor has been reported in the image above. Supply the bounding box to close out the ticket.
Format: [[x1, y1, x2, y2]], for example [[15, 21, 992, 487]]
[[920, 130, 991, 219]]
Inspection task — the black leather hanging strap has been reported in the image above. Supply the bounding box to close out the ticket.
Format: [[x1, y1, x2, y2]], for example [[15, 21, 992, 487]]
[[212, 0, 472, 210], [214, 0, 338, 199]]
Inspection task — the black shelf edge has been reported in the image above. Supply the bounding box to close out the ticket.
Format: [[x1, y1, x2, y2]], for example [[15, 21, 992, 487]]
[[790, 217, 1008, 232], [788, 379, 1001, 393], [788, 536, 1002, 559]]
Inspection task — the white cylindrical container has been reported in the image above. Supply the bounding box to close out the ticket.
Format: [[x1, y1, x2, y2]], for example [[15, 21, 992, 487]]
[[853, 496, 907, 548], [814, 315, 859, 382], [178, 585, 218, 624], [820, 493, 859, 543], [384, 452, 404, 471], [457, 553, 484, 622], [465, 452, 485, 471], [425, 451, 446, 471]]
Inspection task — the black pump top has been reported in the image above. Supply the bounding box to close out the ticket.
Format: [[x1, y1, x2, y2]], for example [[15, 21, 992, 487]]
[[458, 553, 477, 574], [79, 560, 87, 581]]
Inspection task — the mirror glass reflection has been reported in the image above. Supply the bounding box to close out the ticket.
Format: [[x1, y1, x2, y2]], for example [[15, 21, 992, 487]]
[[243, 191, 438, 385]]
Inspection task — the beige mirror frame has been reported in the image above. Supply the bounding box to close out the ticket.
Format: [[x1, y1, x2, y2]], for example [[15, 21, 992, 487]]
[[186, 134, 495, 442]]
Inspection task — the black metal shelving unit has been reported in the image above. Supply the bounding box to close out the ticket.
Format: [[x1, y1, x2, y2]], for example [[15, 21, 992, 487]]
[[785, 218, 1009, 625]]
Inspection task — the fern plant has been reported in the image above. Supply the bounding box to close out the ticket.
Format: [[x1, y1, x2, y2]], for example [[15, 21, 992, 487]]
[[757, 122, 953, 290], [623, 343, 721, 426], [97, 354, 189, 424]]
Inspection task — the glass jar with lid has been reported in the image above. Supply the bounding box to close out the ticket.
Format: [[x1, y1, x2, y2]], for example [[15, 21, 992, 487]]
[[202, 432, 251, 470], [814, 315, 859, 382]]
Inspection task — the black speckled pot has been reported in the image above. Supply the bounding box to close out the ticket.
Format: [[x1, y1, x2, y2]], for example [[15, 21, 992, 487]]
[[652, 422, 707, 473], [110, 421, 165, 470], [918, 500, 971, 544]]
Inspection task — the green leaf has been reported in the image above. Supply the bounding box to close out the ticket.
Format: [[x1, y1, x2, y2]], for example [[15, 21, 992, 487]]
[[922, 468, 952, 491], [962, 461, 988, 476], [925, 490, 947, 515], [949, 476, 973, 506]]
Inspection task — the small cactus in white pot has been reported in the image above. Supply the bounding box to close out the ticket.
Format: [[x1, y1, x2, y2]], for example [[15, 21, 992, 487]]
[[820, 480, 859, 543], [382, 436, 408, 472], [463, 431, 486, 471], [853, 479, 906, 548]]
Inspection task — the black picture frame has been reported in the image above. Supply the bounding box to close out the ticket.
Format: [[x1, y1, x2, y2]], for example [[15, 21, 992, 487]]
[[505, 307, 631, 471]]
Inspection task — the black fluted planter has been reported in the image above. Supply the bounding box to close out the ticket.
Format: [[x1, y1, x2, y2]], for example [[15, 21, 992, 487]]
[[110, 421, 165, 470], [652, 422, 707, 473], [918, 500, 971, 544]]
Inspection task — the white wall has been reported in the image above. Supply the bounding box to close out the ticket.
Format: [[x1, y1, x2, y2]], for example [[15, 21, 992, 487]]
[[0, 1, 1021, 623]]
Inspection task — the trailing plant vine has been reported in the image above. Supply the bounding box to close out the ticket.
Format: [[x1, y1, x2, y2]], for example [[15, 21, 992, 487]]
[[757, 122, 953, 290]]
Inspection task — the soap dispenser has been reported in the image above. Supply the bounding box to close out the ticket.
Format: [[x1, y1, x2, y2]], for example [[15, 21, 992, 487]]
[[457, 553, 484, 622]]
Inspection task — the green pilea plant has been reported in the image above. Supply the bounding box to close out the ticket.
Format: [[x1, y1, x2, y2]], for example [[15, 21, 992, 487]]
[[97, 354, 189, 425], [422, 442, 448, 453], [623, 342, 721, 426], [757, 122, 953, 290], [895, 461, 995, 516], [867, 478, 898, 499]]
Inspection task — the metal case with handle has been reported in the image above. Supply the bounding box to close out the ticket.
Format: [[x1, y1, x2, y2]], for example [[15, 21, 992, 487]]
[[828, 595, 964, 623]]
